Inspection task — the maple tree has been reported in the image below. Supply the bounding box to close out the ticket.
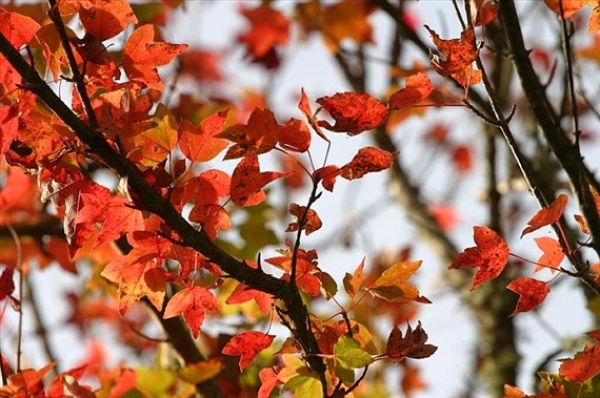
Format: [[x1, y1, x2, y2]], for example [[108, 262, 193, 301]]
[[0, 0, 599, 397]]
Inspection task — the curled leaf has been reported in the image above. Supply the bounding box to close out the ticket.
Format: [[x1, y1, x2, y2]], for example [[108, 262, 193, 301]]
[[316, 92, 388, 135], [388, 73, 434, 110], [340, 146, 395, 180], [286, 203, 322, 236], [386, 322, 437, 362]]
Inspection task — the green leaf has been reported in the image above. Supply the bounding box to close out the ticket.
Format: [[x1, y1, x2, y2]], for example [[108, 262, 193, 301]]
[[317, 271, 338, 299], [335, 365, 355, 383], [135, 367, 176, 396], [334, 336, 373, 369], [284, 373, 323, 398]]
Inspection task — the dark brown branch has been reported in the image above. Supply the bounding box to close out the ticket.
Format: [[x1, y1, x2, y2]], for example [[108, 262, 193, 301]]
[[499, 0, 600, 258], [474, 4, 600, 295], [47, 0, 99, 130]]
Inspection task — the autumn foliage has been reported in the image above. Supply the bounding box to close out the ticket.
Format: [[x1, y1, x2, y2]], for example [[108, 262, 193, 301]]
[[1, 0, 599, 397]]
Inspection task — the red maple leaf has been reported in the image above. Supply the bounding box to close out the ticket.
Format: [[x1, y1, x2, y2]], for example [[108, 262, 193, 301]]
[[448, 226, 509, 290], [521, 193, 568, 237], [533, 237, 565, 273], [237, 5, 289, 59], [179, 48, 223, 82], [506, 277, 550, 316], [559, 343, 600, 383], [79, 0, 137, 41], [230, 154, 286, 207], [101, 250, 166, 314], [225, 282, 274, 315], [178, 109, 229, 163], [0, 12, 40, 91], [340, 146, 395, 180], [163, 286, 220, 339], [317, 92, 389, 135], [219, 107, 279, 159], [278, 118, 311, 153], [388, 73, 434, 110], [258, 367, 282, 398], [425, 26, 481, 87], [343, 258, 366, 299], [122, 24, 188, 90], [222, 331, 276, 370]]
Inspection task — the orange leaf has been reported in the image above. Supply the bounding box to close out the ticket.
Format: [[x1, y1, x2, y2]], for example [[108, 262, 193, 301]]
[[388, 73, 434, 110], [163, 286, 219, 338], [219, 107, 279, 159], [503, 384, 527, 398], [3, 363, 56, 396], [370, 261, 427, 302], [0, 12, 40, 48], [386, 322, 437, 362], [589, 4, 600, 33], [313, 165, 341, 192], [79, 0, 137, 41], [101, 251, 166, 314], [230, 154, 285, 207], [237, 5, 289, 59], [544, 0, 589, 19], [340, 146, 395, 180], [343, 258, 365, 299], [222, 331, 276, 370], [298, 88, 329, 142], [258, 367, 282, 398], [178, 110, 229, 163], [534, 237, 565, 273], [317, 92, 389, 135], [506, 277, 550, 316], [189, 204, 231, 241], [278, 118, 311, 153], [425, 26, 481, 86], [449, 226, 509, 290], [226, 283, 274, 316], [559, 342, 600, 382], [401, 362, 426, 397], [472, 0, 500, 26], [320, 0, 374, 52], [122, 24, 188, 90], [286, 203, 322, 236], [521, 193, 568, 237], [574, 185, 600, 233]]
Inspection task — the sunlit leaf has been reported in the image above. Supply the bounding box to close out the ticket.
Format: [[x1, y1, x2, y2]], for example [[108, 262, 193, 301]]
[[222, 331, 275, 370], [506, 277, 550, 316]]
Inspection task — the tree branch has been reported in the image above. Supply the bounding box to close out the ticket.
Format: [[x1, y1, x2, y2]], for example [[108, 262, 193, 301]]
[[0, 26, 326, 390], [498, 0, 600, 258]]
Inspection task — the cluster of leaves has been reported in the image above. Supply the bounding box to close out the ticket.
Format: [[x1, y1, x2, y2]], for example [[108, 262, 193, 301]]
[[0, 1, 442, 397], [1, 0, 599, 397]]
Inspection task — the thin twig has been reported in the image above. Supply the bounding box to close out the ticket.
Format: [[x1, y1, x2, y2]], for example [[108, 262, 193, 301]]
[[4, 225, 23, 372], [46, 0, 99, 131], [23, 276, 59, 377]]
